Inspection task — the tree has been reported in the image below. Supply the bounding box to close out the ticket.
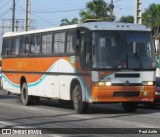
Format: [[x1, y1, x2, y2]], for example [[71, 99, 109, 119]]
[[119, 16, 134, 23], [142, 3, 160, 35], [60, 18, 78, 26], [79, 0, 112, 22]]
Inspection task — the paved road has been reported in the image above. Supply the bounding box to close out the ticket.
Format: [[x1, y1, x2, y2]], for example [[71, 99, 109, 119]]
[[0, 90, 160, 137]]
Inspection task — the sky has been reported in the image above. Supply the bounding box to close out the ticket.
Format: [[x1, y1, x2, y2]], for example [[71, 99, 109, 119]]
[[0, 0, 160, 50]]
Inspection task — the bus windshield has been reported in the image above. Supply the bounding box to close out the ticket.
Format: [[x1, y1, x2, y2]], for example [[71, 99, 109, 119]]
[[126, 32, 156, 69], [93, 31, 156, 69]]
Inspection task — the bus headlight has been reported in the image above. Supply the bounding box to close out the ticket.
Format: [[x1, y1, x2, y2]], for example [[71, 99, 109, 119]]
[[94, 82, 111, 86], [142, 81, 154, 86], [155, 91, 160, 95]]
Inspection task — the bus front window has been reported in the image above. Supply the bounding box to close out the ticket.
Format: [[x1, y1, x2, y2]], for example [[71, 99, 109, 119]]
[[93, 31, 126, 69], [126, 32, 156, 69]]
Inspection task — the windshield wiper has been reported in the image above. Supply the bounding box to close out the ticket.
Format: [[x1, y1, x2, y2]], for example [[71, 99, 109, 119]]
[[134, 53, 143, 68]]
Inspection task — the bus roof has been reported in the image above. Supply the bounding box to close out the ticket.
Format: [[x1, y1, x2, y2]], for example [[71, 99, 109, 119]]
[[3, 22, 151, 37]]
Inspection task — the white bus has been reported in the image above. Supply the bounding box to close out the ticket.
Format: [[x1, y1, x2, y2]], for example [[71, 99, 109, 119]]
[[1, 22, 156, 113]]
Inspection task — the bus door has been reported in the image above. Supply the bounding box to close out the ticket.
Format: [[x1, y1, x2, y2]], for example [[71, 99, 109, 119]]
[[80, 32, 92, 101]]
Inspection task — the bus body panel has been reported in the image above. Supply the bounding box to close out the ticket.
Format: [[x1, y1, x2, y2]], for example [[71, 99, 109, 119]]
[[2, 57, 92, 101]]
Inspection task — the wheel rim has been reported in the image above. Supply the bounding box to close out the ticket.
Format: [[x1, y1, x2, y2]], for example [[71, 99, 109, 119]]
[[73, 89, 81, 109], [23, 88, 26, 101]]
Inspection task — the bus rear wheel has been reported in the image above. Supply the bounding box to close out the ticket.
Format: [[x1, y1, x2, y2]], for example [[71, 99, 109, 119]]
[[72, 84, 88, 114], [122, 102, 138, 112], [21, 82, 34, 106]]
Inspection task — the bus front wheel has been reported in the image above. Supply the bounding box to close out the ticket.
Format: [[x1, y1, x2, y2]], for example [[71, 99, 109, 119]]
[[122, 102, 138, 112], [72, 84, 88, 114], [21, 82, 34, 106]]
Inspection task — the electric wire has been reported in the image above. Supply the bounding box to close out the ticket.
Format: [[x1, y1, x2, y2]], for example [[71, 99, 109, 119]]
[[16, 4, 56, 26]]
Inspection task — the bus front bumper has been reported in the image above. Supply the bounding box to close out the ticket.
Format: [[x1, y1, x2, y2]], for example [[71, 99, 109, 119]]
[[91, 86, 155, 103]]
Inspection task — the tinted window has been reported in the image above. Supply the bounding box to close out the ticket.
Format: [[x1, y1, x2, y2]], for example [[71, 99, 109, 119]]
[[31, 35, 41, 54], [66, 31, 76, 53], [6, 38, 11, 55], [11, 37, 20, 55], [14, 37, 20, 55], [20, 36, 30, 55], [54, 32, 65, 53], [42, 34, 52, 54], [2, 39, 6, 56]]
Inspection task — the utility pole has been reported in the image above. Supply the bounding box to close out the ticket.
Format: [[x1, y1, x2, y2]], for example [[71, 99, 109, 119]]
[[108, 0, 114, 21], [25, 0, 31, 31], [110, 0, 113, 19], [12, 0, 15, 32], [134, 0, 142, 24]]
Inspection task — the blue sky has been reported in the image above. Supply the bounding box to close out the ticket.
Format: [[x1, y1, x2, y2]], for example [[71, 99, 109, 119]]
[[1, 0, 160, 28], [0, 0, 160, 50]]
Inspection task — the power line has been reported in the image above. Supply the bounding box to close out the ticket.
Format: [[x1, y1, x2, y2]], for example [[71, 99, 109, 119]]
[[31, 8, 85, 14], [114, 0, 123, 3], [0, 0, 21, 19], [0, 0, 11, 10], [16, 4, 56, 26]]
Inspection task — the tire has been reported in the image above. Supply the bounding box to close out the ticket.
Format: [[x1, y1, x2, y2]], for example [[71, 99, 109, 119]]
[[145, 103, 155, 109], [122, 102, 138, 112], [58, 99, 72, 105], [72, 84, 88, 114], [21, 82, 34, 106], [34, 96, 40, 105]]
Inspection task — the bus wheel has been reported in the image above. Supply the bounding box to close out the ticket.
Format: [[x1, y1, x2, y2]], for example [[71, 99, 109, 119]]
[[21, 82, 34, 106], [72, 84, 88, 114], [145, 103, 155, 109], [122, 102, 138, 112], [58, 99, 72, 105], [34, 96, 40, 104]]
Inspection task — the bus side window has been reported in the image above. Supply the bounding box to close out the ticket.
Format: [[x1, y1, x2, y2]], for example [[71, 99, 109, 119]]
[[66, 31, 76, 54], [15, 37, 20, 55], [2, 39, 6, 56], [53, 32, 65, 54], [6, 38, 11, 55], [31, 35, 41, 54], [11, 37, 20, 56], [42, 34, 52, 55], [20, 36, 30, 56]]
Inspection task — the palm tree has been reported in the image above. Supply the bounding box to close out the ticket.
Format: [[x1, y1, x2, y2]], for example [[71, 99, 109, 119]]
[[79, 0, 112, 22], [142, 4, 160, 35], [60, 18, 78, 26], [119, 16, 134, 23]]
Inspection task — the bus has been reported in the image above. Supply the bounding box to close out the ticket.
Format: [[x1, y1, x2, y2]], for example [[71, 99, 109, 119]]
[[1, 22, 156, 113]]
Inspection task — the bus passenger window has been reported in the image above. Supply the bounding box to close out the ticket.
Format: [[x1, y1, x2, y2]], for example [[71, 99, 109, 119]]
[[6, 38, 11, 55], [20, 36, 30, 55], [11, 37, 20, 56], [54, 33, 65, 54], [2, 39, 6, 56], [66, 31, 76, 54], [15, 37, 20, 55], [42, 34, 52, 54], [31, 35, 40, 54]]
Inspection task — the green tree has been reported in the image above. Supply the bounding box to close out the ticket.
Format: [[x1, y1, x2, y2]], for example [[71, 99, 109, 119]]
[[119, 16, 134, 23], [79, 0, 112, 22], [60, 18, 78, 26], [142, 3, 160, 35]]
